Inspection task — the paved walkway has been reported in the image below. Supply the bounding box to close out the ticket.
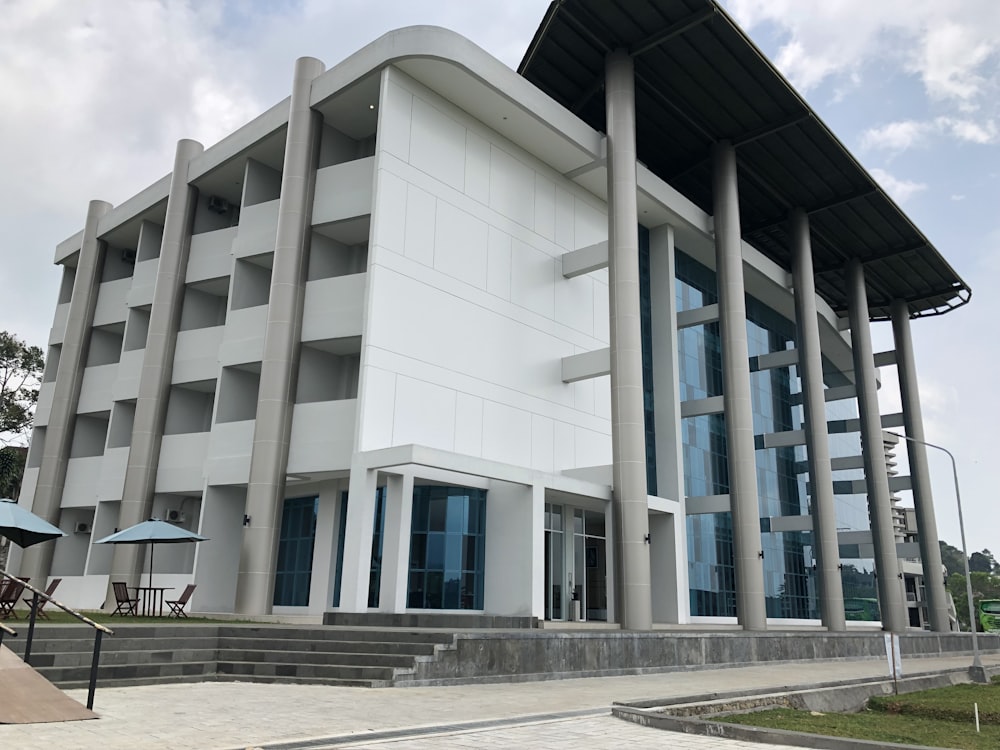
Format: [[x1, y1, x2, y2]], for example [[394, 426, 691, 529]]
[[1, 654, 996, 749]]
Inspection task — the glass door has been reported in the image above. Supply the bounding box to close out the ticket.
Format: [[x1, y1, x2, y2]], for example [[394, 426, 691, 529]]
[[544, 503, 564, 620]]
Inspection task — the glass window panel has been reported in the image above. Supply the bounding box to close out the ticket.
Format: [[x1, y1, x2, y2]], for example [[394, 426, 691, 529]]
[[428, 497, 446, 531]]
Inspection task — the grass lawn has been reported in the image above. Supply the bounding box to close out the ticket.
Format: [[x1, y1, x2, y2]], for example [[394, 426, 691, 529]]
[[720, 681, 1000, 750]]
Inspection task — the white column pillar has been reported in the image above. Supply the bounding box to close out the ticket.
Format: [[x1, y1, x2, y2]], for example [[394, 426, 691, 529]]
[[109, 138, 203, 603], [21, 199, 112, 584], [712, 141, 767, 630], [382, 472, 415, 612], [789, 209, 845, 631], [235, 56, 325, 615], [337, 462, 378, 611], [845, 259, 908, 632], [605, 48, 652, 630], [890, 299, 950, 632]]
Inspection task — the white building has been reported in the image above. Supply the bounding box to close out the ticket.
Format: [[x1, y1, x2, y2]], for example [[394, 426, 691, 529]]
[[17, 1, 969, 632]]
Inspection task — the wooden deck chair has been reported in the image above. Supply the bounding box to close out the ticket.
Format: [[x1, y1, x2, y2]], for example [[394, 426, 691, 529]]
[[165, 583, 196, 618], [111, 581, 139, 616], [23, 578, 62, 620], [0, 578, 27, 619]]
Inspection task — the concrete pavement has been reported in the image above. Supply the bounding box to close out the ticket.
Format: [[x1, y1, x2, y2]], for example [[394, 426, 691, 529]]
[[0, 653, 996, 749]]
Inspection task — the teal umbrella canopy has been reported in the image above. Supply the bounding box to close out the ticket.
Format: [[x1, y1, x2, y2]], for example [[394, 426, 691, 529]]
[[95, 518, 208, 590], [0, 498, 66, 548]]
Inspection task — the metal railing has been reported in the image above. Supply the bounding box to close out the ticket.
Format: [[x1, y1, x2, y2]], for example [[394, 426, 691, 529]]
[[0, 569, 113, 710]]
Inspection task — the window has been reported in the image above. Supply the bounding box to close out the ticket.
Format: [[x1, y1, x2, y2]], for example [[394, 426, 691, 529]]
[[407, 486, 486, 610], [274, 496, 318, 606]]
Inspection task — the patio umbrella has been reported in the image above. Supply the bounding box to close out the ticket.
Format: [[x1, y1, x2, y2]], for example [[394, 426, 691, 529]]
[[0, 498, 66, 548], [94, 518, 208, 589]]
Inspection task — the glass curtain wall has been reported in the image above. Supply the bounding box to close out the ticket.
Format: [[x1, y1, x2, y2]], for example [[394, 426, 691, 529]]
[[673, 250, 817, 619], [407, 486, 486, 610], [274, 495, 318, 606]]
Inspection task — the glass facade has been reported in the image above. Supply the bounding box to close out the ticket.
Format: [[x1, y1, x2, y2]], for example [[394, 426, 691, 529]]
[[674, 250, 816, 619], [274, 495, 318, 607], [638, 225, 657, 495], [407, 486, 487, 610]]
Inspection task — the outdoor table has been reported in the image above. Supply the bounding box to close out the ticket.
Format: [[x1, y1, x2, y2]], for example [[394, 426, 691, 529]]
[[131, 586, 174, 617]]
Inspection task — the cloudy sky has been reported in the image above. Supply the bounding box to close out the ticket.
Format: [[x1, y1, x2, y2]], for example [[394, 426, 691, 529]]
[[1, 1, 996, 556]]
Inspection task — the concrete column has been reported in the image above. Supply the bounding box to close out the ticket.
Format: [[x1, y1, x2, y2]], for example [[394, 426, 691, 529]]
[[336, 461, 378, 611], [382, 472, 415, 612], [712, 141, 766, 631], [890, 299, 950, 632], [845, 259, 907, 632], [20, 199, 112, 584], [789, 209, 845, 631], [234, 56, 326, 615], [604, 49, 652, 631], [107, 139, 203, 602]]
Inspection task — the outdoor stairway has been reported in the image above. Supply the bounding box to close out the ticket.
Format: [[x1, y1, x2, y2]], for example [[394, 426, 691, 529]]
[[4, 624, 457, 689]]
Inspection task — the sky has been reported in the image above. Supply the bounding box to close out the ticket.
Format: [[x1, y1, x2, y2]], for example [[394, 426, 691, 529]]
[[0, 1, 996, 557]]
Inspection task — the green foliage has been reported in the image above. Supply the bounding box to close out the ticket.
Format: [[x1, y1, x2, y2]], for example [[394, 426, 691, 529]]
[[0, 330, 44, 445], [970, 549, 999, 574], [940, 540, 967, 578], [0, 445, 27, 498], [947, 570, 1000, 631]]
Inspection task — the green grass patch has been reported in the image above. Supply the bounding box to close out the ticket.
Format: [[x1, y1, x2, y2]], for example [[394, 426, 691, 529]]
[[720, 682, 1000, 750]]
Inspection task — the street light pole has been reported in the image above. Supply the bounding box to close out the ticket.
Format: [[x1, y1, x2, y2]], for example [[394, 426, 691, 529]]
[[886, 431, 986, 682]]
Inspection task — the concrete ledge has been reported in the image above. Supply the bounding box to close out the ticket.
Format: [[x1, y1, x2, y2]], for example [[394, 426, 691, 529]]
[[612, 670, 973, 750], [322, 612, 540, 629]]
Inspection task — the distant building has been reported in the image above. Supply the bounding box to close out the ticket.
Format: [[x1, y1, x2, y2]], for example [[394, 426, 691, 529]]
[[16, 1, 969, 632]]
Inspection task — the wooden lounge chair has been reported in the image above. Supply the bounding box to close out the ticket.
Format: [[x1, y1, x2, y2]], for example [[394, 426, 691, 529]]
[[23, 578, 62, 620], [165, 583, 196, 618], [0, 578, 27, 620], [111, 581, 139, 616]]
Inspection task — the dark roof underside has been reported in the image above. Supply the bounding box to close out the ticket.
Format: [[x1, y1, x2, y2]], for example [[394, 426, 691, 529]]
[[519, 0, 971, 320]]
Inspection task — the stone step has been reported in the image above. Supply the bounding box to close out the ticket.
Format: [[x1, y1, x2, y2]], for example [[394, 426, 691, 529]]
[[218, 626, 456, 645], [216, 659, 401, 682], [221, 649, 416, 668], [24, 647, 219, 668], [34, 660, 216, 687], [8, 635, 219, 655], [217, 636, 440, 656]]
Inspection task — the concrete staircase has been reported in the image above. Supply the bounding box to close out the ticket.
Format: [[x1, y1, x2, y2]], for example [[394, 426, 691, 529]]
[[3, 624, 457, 689]]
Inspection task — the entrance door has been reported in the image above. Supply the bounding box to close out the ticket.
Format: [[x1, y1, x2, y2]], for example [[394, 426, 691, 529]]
[[544, 504, 564, 620]]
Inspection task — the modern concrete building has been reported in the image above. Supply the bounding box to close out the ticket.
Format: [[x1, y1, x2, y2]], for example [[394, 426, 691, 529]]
[[15, 1, 969, 634]]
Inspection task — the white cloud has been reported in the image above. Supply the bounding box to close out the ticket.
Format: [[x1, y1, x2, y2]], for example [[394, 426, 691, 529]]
[[861, 121, 930, 152], [861, 116, 998, 153], [869, 168, 927, 203]]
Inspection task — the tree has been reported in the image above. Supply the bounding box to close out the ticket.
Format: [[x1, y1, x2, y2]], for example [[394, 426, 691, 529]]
[[1, 330, 44, 446], [938, 540, 966, 578], [969, 549, 998, 575]]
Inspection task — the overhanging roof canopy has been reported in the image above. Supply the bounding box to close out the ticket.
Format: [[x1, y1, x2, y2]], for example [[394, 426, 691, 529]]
[[519, 0, 971, 320]]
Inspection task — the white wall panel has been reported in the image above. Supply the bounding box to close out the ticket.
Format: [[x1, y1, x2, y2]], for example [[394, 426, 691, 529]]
[[93, 278, 130, 326], [403, 183, 436, 267], [553, 420, 575, 471], [454, 392, 484, 457], [531, 414, 554, 472], [555, 187, 575, 250], [287, 400, 356, 473], [156, 433, 209, 493], [434, 201, 488, 289], [96, 446, 128, 501], [379, 78, 412, 162], [510, 239, 555, 319], [357, 365, 396, 452], [409, 96, 466, 191], [555, 275, 595, 335], [464, 130, 491, 204], [78, 364, 117, 414], [392, 376, 456, 451], [62, 457, 102, 507], [481, 400, 531, 467], [187, 227, 236, 283], [373, 171, 407, 253], [533, 173, 556, 242], [488, 146, 535, 228], [486, 226, 512, 300]]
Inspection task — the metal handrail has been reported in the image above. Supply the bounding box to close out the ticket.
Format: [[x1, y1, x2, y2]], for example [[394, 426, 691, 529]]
[[0, 620, 15, 639], [1, 568, 113, 710]]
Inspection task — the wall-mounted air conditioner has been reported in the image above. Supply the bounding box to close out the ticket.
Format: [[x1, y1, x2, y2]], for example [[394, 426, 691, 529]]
[[74, 522, 91, 534], [165, 509, 186, 524], [207, 195, 230, 214]]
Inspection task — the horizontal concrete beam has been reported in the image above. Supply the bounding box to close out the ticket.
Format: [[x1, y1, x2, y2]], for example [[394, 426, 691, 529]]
[[757, 429, 805, 449], [832, 477, 910, 495], [561, 241, 608, 278], [828, 412, 905, 434], [676, 304, 719, 329], [768, 515, 812, 533], [680, 395, 724, 418], [561, 348, 610, 383], [790, 384, 856, 406], [685, 494, 731, 515], [750, 348, 798, 372], [873, 350, 897, 367]]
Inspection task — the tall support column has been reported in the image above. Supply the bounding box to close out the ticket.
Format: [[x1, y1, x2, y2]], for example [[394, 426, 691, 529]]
[[605, 49, 652, 631], [108, 139, 203, 602], [845, 259, 907, 632], [20, 199, 112, 584], [235, 56, 326, 615], [891, 299, 950, 632], [712, 141, 766, 631], [789, 209, 845, 631]]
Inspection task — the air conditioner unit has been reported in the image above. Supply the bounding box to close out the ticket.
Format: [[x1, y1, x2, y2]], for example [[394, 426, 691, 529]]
[[74, 522, 92, 534], [121, 248, 137, 264], [207, 195, 230, 214], [165, 509, 186, 524]]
